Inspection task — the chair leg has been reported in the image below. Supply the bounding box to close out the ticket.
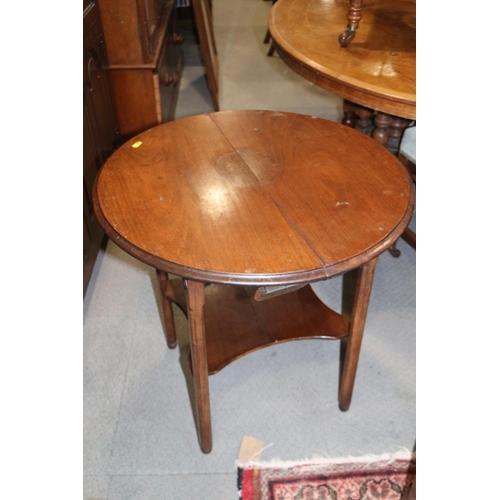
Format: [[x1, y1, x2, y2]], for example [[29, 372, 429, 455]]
[[389, 227, 416, 258], [264, 0, 278, 51], [401, 227, 416, 249], [389, 242, 401, 258]]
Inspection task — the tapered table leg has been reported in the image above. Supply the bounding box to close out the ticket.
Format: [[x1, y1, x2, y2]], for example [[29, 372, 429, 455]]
[[156, 270, 177, 348], [184, 278, 212, 454], [339, 257, 378, 411]]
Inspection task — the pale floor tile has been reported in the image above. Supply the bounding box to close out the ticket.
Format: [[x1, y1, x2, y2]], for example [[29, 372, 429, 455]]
[[83, 475, 110, 500], [215, 26, 274, 74], [213, 0, 270, 28], [175, 66, 215, 119], [107, 474, 236, 500], [214, 25, 341, 114], [220, 78, 342, 119], [83, 324, 135, 475], [175, 29, 215, 119], [84, 241, 148, 321]]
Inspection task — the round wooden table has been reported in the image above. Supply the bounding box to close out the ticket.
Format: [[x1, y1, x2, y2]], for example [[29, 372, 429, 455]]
[[268, 0, 416, 120], [93, 110, 415, 453]]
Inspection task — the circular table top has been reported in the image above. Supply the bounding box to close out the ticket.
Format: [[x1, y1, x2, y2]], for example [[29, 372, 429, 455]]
[[94, 110, 414, 285], [268, 0, 416, 119]]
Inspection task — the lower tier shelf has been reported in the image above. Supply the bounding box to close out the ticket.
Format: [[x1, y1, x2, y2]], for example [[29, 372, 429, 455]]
[[169, 280, 350, 375]]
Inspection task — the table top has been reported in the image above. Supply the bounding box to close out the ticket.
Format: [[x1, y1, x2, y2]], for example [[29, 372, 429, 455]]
[[268, 0, 416, 119], [94, 110, 414, 285]]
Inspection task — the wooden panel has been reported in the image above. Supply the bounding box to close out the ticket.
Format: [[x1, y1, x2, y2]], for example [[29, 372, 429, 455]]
[[168, 281, 349, 374], [83, 84, 105, 296], [97, 0, 144, 64], [84, 19, 119, 159], [109, 69, 159, 139], [145, 0, 165, 35], [203, 283, 349, 374]]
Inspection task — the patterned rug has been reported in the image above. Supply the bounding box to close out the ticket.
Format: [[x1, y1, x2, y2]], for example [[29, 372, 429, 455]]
[[237, 450, 416, 500]]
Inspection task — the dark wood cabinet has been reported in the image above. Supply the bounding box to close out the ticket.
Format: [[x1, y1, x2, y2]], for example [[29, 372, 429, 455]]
[[83, 0, 183, 296], [84, 0, 121, 297], [98, 0, 183, 139]]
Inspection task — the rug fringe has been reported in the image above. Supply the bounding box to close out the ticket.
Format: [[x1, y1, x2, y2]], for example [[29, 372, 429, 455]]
[[236, 447, 414, 470]]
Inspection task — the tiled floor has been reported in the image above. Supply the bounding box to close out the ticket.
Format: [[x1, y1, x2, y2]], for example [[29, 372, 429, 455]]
[[83, 1, 416, 498]]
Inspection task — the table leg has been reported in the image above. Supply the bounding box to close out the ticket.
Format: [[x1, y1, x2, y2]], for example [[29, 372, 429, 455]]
[[339, 0, 363, 47], [184, 278, 212, 454], [339, 257, 378, 411], [342, 102, 412, 156], [156, 270, 178, 348], [341, 100, 359, 128], [373, 113, 411, 155]]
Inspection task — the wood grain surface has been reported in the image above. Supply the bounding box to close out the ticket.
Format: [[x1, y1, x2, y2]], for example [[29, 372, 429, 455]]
[[177, 281, 350, 374], [94, 110, 414, 284]]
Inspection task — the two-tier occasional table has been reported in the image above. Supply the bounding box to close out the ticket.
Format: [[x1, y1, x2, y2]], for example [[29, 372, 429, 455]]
[[93, 110, 414, 453]]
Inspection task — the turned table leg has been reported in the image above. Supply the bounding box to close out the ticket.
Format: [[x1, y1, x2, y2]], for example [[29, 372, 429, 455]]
[[373, 112, 411, 155], [339, 0, 363, 47], [342, 102, 411, 156], [342, 101, 374, 136], [386, 116, 411, 154], [339, 257, 378, 411], [184, 278, 212, 454], [342, 100, 359, 128], [156, 270, 178, 348]]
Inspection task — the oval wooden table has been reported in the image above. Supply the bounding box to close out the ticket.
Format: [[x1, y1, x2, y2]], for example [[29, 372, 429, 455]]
[[93, 110, 415, 453], [268, 0, 416, 150]]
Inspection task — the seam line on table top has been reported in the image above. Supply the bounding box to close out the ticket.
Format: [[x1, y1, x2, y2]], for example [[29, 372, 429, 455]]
[[207, 113, 328, 272]]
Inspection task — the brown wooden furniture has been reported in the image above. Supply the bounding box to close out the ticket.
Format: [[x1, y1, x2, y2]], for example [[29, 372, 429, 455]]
[[268, 0, 416, 152], [93, 110, 415, 453], [83, 0, 121, 296], [97, 0, 184, 140], [191, 0, 219, 110]]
